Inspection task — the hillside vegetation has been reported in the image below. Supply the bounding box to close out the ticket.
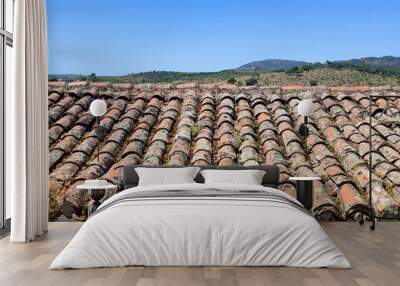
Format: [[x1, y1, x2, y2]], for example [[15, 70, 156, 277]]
[[49, 56, 400, 86], [338, 56, 400, 69], [237, 59, 310, 71], [260, 67, 400, 86]]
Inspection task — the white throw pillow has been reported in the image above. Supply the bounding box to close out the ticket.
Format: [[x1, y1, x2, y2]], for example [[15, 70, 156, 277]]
[[136, 167, 200, 186], [200, 169, 265, 185]]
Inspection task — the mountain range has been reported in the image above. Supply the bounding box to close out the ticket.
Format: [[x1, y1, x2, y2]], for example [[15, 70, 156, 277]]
[[237, 56, 400, 71], [236, 59, 310, 71]]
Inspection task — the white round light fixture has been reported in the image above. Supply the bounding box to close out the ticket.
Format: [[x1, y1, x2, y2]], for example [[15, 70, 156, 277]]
[[89, 99, 107, 117], [297, 98, 314, 116]]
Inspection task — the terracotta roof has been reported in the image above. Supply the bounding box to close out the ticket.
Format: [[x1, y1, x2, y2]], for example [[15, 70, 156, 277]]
[[48, 81, 400, 221]]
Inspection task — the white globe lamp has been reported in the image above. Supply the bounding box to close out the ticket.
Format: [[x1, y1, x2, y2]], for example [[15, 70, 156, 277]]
[[90, 99, 107, 117], [297, 98, 313, 117]]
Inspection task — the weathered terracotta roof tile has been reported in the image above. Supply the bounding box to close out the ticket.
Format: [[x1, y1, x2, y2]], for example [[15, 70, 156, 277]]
[[176, 82, 196, 89], [48, 84, 400, 220], [199, 83, 216, 90], [123, 140, 145, 158], [48, 91, 63, 104], [218, 83, 237, 91], [74, 113, 94, 128], [380, 145, 400, 163], [191, 150, 212, 165], [111, 83, 133, 90], [88, 81, 110, 88], [49, 126, 65, 143], [143, 140, 166, 162], [48, 97, 76, 124], [374, 161, 397, 179], [49, 81, 67, 87], [67, 81, 87, 87], [331, 86, 369, 93], [282, 85, 304, 91]]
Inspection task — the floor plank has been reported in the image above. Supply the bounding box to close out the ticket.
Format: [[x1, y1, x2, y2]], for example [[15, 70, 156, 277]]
[[0, 222, 399, 286]]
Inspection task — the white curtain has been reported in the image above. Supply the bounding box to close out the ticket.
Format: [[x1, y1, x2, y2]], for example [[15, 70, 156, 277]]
[[8, 0, 48, 242]]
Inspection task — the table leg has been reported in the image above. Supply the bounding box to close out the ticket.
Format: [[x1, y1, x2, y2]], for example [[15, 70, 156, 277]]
[[88, 189, 105, 216], [88, 201, 102, 216], [296, 180, 313, 210]]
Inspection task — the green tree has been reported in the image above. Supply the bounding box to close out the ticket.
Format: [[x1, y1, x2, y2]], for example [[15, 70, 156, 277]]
[[88, 73, 98, 82], [286, 66, 301, 75], [245, 78, 258, 86], [227, 78, 237, 84], [309, 80, 318, 86]]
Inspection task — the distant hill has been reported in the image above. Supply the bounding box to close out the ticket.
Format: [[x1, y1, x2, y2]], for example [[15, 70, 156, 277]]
[[338, 56, 400, 68], [237, 59, 310, 71], [237, 56, 400, 71]]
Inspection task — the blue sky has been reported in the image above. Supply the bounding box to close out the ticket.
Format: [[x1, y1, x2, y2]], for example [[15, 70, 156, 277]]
[[47, 0, 400, 75]]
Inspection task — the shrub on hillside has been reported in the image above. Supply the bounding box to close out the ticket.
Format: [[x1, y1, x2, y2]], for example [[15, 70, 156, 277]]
[[88, 73, 98, 82], [227, 78, 237, 84], [245, 78, 257, 86]]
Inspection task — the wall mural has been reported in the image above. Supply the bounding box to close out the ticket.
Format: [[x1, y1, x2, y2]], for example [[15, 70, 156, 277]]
[[48, 82, 400, 221]]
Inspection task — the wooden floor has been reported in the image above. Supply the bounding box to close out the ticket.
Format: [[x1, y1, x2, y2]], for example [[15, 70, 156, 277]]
[[0, 222, 399, 286]]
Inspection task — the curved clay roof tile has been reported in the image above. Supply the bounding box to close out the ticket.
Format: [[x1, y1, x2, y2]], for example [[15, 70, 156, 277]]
[[250, 99, 266, 109], [142, 156, 163, 166], [53, 135, 80, 154], [237, 109, 253, 120], [380, 145, 400, 163], [177, 117, 194, 129], [195, 127, 213, 141], [218, 158, 236, 166], [238, 117, 254, 129], [217, 114, 233, 128], [197, 117, 214, 130], [174, 126, 192, 142], [218, 133, 236, 149], [193, 138, 212, 154], [235, 93, 249, 103], [67, 81, 87, 88], [191, 151, 212, 165], [256, 113, 272, 125], [151, 129, 170, 144], [264, 149, 286, 166], [240, 127, 256, 139], [48, 92, 63, 103], [198, 110, 215, 122], [122, 139, 146, 158], [388, 134, 400, 145], [261, 139, 281, 153], [385, 170, 400, 187], [111, 83, 134, 90], [281, 129, 301, 145], [217, 122, 234, 138], [338, 183, 366, 217], [128, 128, 150, 144], [374, 162, 397, 179], [168, 153, 188, 166], [144, 141, 166, 160], [253, 105, 269, 117], [49, 149, 66, 170]]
